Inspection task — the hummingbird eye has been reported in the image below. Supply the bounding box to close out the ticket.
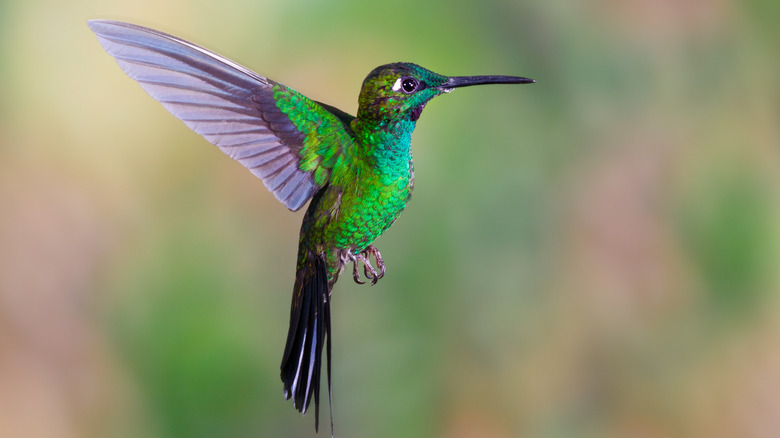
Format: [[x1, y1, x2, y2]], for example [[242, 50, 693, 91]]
[[401, 77, 419, 93]]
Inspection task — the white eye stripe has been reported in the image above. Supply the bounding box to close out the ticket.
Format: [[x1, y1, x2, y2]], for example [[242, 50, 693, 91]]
[[392, 77, 403, 92]]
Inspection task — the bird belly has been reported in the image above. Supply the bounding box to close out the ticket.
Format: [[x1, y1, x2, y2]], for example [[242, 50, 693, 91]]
[[300, 145, 415, 282], [329, 172, 412, 252]]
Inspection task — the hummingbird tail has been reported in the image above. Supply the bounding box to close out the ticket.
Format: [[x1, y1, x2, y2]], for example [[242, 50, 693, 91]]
[[280, 249, 333, 435]]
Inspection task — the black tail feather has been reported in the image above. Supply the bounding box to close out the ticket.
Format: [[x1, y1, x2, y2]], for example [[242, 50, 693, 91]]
[[281, 249, 333, 435]]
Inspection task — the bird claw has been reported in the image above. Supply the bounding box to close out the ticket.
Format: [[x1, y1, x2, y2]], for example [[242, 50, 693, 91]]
[[343, 245, 385, 285], [361, 245, 385, 285], [352, 256, 365, 285]]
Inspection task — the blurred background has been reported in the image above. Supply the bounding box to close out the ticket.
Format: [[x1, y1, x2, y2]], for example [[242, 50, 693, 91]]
[[1, 0, 778, 437]]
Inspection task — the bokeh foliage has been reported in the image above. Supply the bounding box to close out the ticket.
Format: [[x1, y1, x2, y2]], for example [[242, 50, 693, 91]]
[[0, 0, 778, 437]]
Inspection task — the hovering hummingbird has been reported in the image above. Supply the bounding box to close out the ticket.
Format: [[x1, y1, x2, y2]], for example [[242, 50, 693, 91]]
[[88, 19, 534, 435]]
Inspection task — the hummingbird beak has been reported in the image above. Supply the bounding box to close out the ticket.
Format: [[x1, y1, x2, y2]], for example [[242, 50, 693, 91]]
[[439, 75, 535, 92]]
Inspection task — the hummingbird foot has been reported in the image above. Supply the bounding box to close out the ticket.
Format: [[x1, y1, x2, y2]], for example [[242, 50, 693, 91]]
[[350, 253, 365, 285], [338, 251, 366, 285], [362, 245, 385, 284], [343, 245, 386, 285]]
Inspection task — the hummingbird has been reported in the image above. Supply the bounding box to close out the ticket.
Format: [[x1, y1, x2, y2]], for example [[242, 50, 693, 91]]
[[88, 19, 534, 435]]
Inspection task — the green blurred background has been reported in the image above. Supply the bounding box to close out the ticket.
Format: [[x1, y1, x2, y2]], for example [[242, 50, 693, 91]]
[[1, 0, 779, 437]]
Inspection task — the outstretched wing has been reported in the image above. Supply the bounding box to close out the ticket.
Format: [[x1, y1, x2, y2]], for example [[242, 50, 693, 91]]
[[88, 20, 352, 211]]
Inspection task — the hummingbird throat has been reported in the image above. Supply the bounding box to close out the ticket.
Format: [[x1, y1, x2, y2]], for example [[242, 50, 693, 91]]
[[410, 102, 427, 122]]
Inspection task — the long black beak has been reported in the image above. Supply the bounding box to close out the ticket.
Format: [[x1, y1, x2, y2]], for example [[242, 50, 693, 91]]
[[440, 75, 535, 90]]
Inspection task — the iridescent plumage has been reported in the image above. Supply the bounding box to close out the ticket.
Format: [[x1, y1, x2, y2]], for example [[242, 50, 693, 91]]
[[88, 19, 533, 436]]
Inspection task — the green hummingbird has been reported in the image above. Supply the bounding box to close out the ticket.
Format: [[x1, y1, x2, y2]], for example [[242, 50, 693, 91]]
[[88, 19, 534, 435]]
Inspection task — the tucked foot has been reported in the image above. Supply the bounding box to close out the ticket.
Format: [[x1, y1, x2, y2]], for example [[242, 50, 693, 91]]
[[344, 245, 386, 285], [362, 245, 385, 284]]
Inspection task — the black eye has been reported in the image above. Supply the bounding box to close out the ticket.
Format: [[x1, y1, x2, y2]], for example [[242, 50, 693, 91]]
[[401, 77, 419, 93]]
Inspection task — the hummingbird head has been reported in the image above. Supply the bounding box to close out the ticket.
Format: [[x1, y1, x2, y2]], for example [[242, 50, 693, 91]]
[[356, 62, 534, 125], [357, 63, 448, 124]]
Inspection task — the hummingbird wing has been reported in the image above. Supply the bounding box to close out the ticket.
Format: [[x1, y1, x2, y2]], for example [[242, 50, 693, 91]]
[[88, 20, 351, 211]]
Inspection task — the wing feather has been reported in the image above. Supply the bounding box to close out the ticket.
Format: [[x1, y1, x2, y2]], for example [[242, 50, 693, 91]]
[[88, 19, 352, 211]]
